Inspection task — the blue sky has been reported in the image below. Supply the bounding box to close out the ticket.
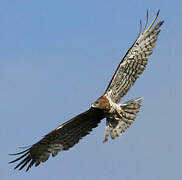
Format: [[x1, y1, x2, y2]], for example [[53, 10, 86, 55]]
[[1, 0, 181, 179]]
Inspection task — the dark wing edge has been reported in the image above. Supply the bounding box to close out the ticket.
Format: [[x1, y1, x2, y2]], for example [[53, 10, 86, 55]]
[[9, 108, 105, 171], [105, 10, 164, 103]]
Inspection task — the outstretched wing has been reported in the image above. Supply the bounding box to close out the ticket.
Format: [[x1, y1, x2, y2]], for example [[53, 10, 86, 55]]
[[9, 108, 105, 171], [105, 10, 164, 103]]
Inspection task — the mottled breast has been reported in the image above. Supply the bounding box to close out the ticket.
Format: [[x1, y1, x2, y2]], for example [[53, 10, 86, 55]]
[[92, 95, 111, 111]]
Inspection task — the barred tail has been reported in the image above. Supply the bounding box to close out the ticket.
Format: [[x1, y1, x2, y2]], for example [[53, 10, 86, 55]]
[[103, 97, 143, 142], [120, 97, 143, 120]]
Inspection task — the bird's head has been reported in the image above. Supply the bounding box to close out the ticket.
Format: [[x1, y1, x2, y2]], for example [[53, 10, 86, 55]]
[[91, 96, 110, 111]]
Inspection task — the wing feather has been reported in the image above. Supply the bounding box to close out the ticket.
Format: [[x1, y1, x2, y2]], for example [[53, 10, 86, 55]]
[[105, 10, 164, 103], [9, 108, 104, 171]]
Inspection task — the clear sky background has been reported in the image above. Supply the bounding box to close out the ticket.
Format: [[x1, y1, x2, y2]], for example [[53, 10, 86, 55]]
[[1, 0, 181, 180]]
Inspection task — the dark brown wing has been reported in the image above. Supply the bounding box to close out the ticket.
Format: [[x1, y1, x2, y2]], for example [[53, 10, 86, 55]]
[[9, 108, 105, 171], [105, 10, 164, 103]]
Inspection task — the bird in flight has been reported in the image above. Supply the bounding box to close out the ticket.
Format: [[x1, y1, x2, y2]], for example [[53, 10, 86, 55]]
[[10, 10, 163, 171]]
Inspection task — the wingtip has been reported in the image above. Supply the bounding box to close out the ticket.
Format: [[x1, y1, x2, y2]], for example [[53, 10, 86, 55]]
[[139, 19, 142, 30], [9, 148, 30, 156], [160, 20, 164, 25], [143, 10, 149, 31], [157, 9, 160, 16], [137, 19, 142, 37], [146, 9, 149, 18]]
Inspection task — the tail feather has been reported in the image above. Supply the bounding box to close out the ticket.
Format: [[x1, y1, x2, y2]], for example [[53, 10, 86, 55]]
[[103, 97, 142, 142], [120, 97, 142, 120]]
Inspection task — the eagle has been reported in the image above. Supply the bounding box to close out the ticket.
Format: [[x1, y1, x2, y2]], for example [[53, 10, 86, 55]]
[[10, 11, 163, 171]]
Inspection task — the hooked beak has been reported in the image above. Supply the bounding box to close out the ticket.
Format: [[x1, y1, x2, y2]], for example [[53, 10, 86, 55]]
[[91, 103, 96, 108]]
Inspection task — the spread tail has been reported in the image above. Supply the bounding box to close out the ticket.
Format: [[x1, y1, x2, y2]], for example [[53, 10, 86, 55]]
[[103, 97, 143, 142]]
